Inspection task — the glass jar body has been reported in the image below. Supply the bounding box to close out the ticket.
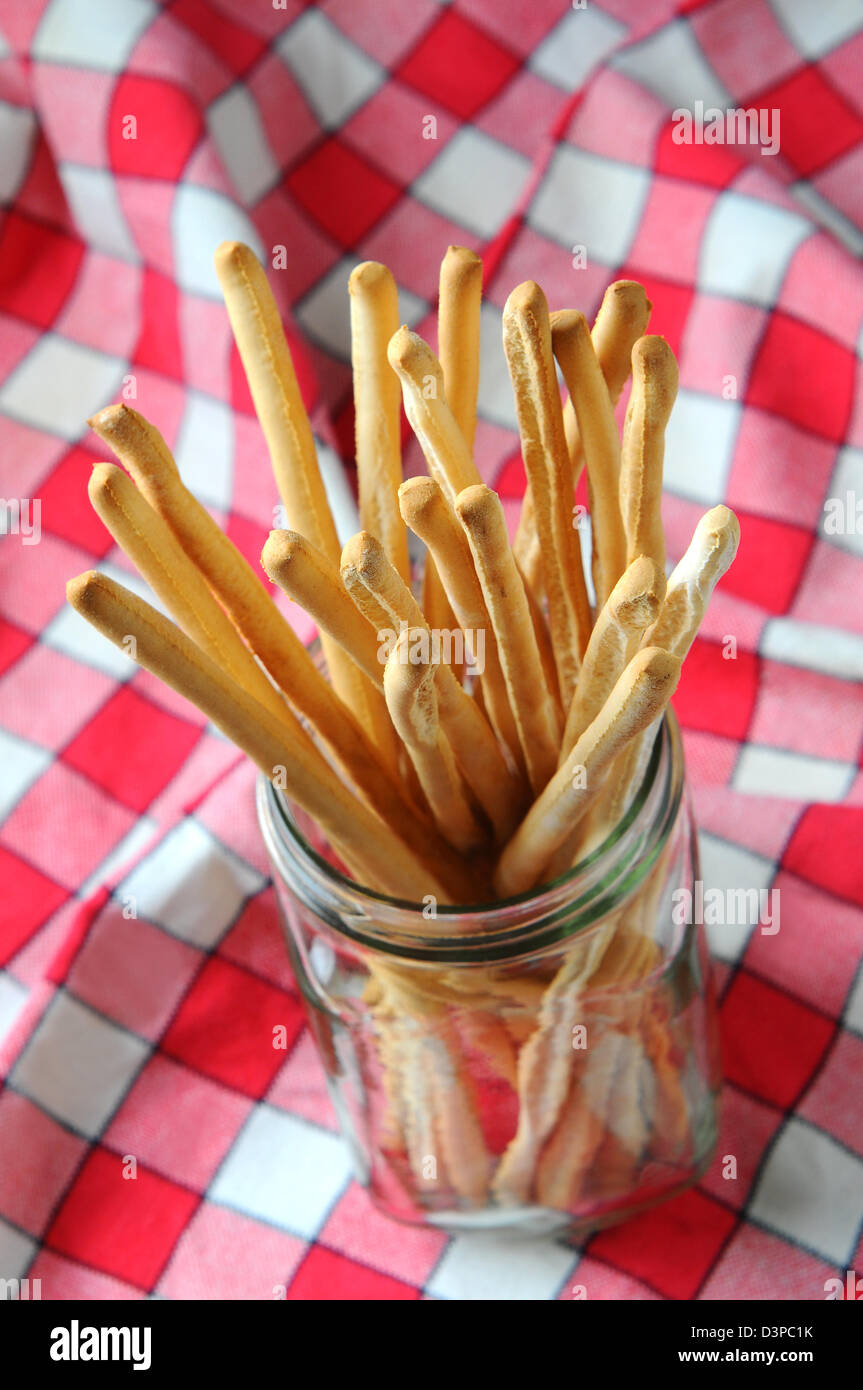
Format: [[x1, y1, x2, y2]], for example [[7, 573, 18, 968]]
[[257, 715, 720, 1238]]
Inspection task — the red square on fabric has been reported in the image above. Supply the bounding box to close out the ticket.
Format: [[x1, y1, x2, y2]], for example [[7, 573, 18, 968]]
[[104, 1054, 252, 1190], [699, 1221, 837, 1300], [287, 138, 402, 246], [0, 616, 32, 677], [169, 0, 265, 75], [342, 81, 459, 185], [626, 178, 716, 285], [746, 311, 855, 443], [36, 446, 116, 557], [0, 1090, 87, 1236], [0, 760, 137, 889], [754, 67, 863, 178], [721, 509, 813, 614], [0, 845, 67, 965], [108, 75, 204, 180], [45, 1147, 199, 1290], [133, 266, 183, 379], [783, 805, 863, 909], [743, 872, 863, 1018], [588, 1188, 737, 1300], [0, 212, 84, 328], [287, 1245, 421, 1300], [0, 644, 114, 749], [160, 956, 303, 1097], [396, 11, 519, 120], [654, 118, 745, 189], [672, 638, 759, 741], [720, 969, 834, 1109], [62, 687, 202, 813]]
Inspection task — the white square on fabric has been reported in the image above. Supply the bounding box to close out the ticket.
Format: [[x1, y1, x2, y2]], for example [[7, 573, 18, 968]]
[[530, 6, 626, 90], [0, 1220, 37, 1282], [528, 145, 649, 266], [760, 617, 863, 684], [733, 746, 854, 804], [276, 11, 384, 131], [414, 128, 531, 240], [116, 819, 265, 949], [476, 302, 518, 432], [0, 335, 126, 442], [171, 185, 265, 300], [173, 390, 234, 511], [0, 728, 52, 822], [427, 1229, 577, 1301], [32, 0, 156, 72], [818, 446, 863, 560], [771, 0, 862, 59], [663, 389, 740, 503], [60, 164, 139, 263], [698, 832, 775, 964], [749, 1118, 863, 1266], [697, 193, 812, 308], [206, 86, 280, 207], [0, 101, 36, 203], [209, 1105, 352, 1239], [10, 993, 149, 1137], [612, 17, 730, 110]]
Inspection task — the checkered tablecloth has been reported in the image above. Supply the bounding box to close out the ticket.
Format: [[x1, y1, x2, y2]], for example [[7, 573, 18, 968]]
[[1, 0, 862, 1302]]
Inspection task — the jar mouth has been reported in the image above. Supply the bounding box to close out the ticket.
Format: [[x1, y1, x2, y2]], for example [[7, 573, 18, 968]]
[[257, 712, 685, 962]]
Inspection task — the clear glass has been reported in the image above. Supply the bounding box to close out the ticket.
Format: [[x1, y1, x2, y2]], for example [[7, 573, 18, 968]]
[[257, 712, 720, 1239]]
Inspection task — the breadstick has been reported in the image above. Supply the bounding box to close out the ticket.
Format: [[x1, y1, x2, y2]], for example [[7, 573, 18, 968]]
[[561, 556, 665, 758], [349, 261, 410, 584], [438, 245, 482, 456], [550, 310, 626, 607], [341, 530, 523, 842], [502, 282, 591, 702], [89, 405, 400, 778], [585, 504, 740, 844], [643, 505, 740, 660], [619, 335, 678, 573], [455, 484, 560, 795], [592, 280, 653, 405], [383, 627, 484, 853], [512, 487, 543, 599], [262, 529, 383, 683], [88, 462, 289, 723], [66, 571, 449, 903], [387, 327, 481, 502], [515, 282, 651, 575], [398, 476, 524, 775], [213, 243, 379, 728], [494, 647, 682, 897]]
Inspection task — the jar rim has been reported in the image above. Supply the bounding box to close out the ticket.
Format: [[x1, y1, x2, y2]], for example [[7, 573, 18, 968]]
[[257, 711, 686, 963]]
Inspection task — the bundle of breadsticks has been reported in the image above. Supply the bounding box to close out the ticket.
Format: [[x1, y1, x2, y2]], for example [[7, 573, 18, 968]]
[[67, 242, 738, 1218]]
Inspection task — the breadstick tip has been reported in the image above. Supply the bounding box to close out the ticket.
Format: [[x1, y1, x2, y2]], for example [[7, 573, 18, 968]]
[[632, 335, 678, 419], [348, 260, 394, 295], [386, 325, 437, 378], [213, 240, 257, 276], [398, 475, 441, 522], [613, 556, 666, 633], [603, 280, 652, 319], [454, 482, 497, 534], [440, 244, 482, 286], [629, 644, 682, 695], [66, 569, 107, 616], [504, 279, 548, 321], [549, 308, 589, 342], [340, 529, 387, 587]]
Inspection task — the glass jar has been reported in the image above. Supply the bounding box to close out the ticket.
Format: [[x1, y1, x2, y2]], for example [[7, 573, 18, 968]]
[[256, 711, 720, 1239]]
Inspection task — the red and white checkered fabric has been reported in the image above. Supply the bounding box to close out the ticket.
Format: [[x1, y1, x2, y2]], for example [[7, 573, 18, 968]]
[[1, 0, 862, 1301]]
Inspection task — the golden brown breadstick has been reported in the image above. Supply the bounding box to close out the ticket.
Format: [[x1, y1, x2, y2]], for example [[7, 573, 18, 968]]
[[643, 505, 740, 660], [341, 530, 524, 842], [66, 571, 449, 902], [502, 282, 591, 702], [349, 261, 410, 584], [495, 647, 682, 897], [592, 280, 653, 404], [512, 486, 543, 599], [398, 476, 524, 774], [561, 556, 665, 758], [550, 310, 626, 607], [387, 327, 480, 502], [455, 484, 560, 795], [262, 529, 382, 683], [619, 335, 678, 573], [88, 462, 289, 723], [383, 628, 485, 853], [89, 405, 399, 778], [214, 243, 383, 731], [214, 242, 339, 561], [438, 245, 482, 456]]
